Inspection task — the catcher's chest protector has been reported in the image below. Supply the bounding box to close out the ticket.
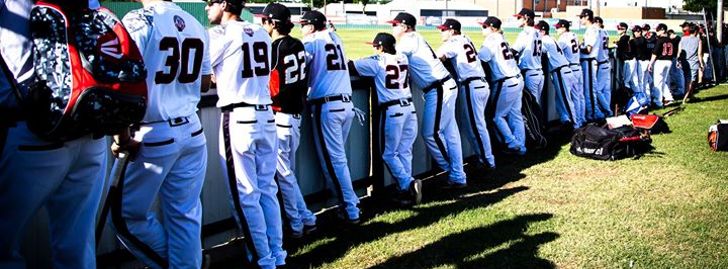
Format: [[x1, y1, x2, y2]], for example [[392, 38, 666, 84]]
[[28, 2, 147, 141]]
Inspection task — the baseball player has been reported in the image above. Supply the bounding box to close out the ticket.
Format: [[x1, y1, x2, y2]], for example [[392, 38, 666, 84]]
[[0, 1, 108, 268], [623, 25, 651, 116], [643, 23, 657, 100], [349, 33, 423, 205], [593, 16, 613, 118], [300, 11, 361, 222], [555, 19, 586, 128], [536, 21, 579, 129], [668, 29, 685, 98], [478, 17, 526, 155], [677, 23, 704, 102], [647, 23, 675, 108], [512, 8, 544, 103], [578, 9, 605, 122], [112, 0, 212, 268], [435, 18, 495, 171], [389, 12, 467, 188], [207, 1, 287, 268], [616, 23, 641, 94], [259, 3, 317, 239]]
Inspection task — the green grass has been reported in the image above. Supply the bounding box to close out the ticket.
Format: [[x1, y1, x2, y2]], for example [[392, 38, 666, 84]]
[[276, 86, 728, 268]]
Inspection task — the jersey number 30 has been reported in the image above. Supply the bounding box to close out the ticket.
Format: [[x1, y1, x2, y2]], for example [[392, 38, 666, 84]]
[[155, 37, 203, 84]]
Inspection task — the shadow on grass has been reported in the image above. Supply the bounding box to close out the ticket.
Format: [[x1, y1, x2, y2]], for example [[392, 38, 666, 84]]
[[684, 93, 728, 104], [282, 130, 570, 268], [286, 186, 530, 268], [371, 213, 557, 269]]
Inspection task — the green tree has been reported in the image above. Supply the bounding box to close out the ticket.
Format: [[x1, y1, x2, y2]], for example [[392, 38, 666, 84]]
[[683, 0, 727, 18]]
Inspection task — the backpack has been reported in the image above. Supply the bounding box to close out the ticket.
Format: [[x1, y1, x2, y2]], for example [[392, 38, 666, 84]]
[[631, 114, 670, 134], [708, 120, 728, 151], [521, 88, 547, 149], [570, 124, 653, 161], [26, 2, 147, 141]]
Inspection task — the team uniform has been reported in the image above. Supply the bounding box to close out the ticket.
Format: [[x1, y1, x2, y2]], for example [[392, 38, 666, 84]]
[[558, 31, 586, 127], [479, 32, 526, 153], [352, 53, 418, 192], [651, 36, 675, 107], [618, 34, 642, 93], [397, 31, 466, 184], [269, 35, 316, 237], [114, 2, 211, 268], [513, 27, 544, 102], [541, 34, 579, 128], [303, 30, 360, 220], [437, 34, 495, 168], [209, 20, 287, 268], [622, 35, 650, 115], [0, 1, 106, 268], [668, 36, 685, 97], [580, 25, 603, 121], [643, 33, 657, 100], [595, 27, 612, 118]]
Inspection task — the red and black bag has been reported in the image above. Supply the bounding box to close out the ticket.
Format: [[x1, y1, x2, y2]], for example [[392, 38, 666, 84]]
[[27, 2, 147, 141], [708, 120, 728, 151], [570, 124, 653, 161]]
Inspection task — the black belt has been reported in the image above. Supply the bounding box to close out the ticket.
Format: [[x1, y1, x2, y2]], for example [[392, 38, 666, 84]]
[[495, 73, 521, 83], [308, 94, 352, 105], [580, 57, 596, 62], [141, 116, 191, 126], [220, 102, 270, 112], [597, 60, 610, 66], [422, 75, 452, 93], [551, 65, 568, 73], [569, 63, 580, 67], [274, 111, 301, 119], [379, 97, 413, 109], [462, 76, 485, 85]]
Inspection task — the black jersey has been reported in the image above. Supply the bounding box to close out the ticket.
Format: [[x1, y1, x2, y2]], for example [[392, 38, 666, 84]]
[[653, 36, 675, 60], [645, 33, 657, 58], [670, 36, 680, 58], [634, 37, 650, 61], [616, 35, 633, 60], [270, 35, 308, 114]]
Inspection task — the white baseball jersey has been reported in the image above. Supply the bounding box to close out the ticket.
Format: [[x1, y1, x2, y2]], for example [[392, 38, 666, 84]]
[[209, 20, 272, 107], [512, 27, 542, 70], [396, 31, 451, 90], [122, 1, 211, 122], [597, 28, 610, 62], [558, 31, 581, 65], [541, 35, 570, 72], [478, 33, 520, 81], [580, 25, 600, 59], [353, 53, 412, 104], [437, 34, 485, 81], [302, 30, 352, 99]]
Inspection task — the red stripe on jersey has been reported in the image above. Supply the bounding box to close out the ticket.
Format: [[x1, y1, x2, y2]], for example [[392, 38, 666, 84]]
[[270, 68, 282, 112]]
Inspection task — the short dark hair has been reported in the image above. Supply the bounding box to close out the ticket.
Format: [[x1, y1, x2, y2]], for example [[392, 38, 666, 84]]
[[267, 19, 294, 35], [224, 0, 244, 16], [526, 17, 534, 26]]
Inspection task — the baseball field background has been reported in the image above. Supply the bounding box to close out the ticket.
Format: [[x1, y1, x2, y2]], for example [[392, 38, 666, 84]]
[[75, 2, 725, 268]]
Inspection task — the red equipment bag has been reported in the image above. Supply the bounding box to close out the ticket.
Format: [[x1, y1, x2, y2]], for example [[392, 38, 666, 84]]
[[630, 114, 670, 134], [27, 2, 147, 141]]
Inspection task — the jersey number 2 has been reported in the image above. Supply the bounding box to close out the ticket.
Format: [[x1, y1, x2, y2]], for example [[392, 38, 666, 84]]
[[464, 43, 477, 63], [155, 37, 204, 84], [325, 43, 346, 70]]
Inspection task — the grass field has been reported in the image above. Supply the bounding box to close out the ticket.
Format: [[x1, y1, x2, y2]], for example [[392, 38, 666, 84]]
[[260, 86, 727, 269]]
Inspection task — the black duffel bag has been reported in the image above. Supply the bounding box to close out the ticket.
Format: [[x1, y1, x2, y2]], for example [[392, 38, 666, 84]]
[[570, 124, 653, 160]]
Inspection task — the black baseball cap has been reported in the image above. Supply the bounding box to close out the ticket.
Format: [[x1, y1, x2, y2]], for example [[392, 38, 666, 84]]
[[436, 19, 461, 31], [554, 19, 570, 29], [578, 9, 594, 19], [387, 12, 416, 27], [535, 20, 549, 32], [642, 23, 651, 30], [256, 3, 290, 22], [366, 32, 396, 48], [594, 16, 603, 24], [479, 17, 502, 29], [299, 10, 326, 28], [679, 21, 693, 27], [514, 8, 535, 19], [617, 22, 628, 30], [656, 23, 668, 32], [631, 25, 642, 32]]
